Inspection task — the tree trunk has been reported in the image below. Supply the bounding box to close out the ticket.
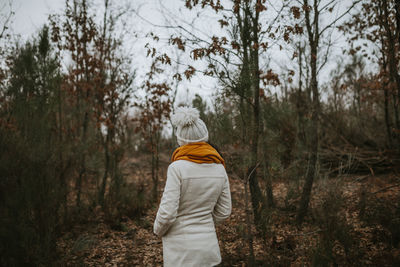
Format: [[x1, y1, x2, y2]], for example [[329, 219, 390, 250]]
[[244, 174, 255, 267], [297, 43, 306, 144], [396, 0, 400, 112], [76, 160, 85, 209], [297, 0, 320, 224], [151, 131, 159, 202], [99, 135, 110, 206], [382, 0, 400, 138], [248, 2, 265, 226], [297, 43, 319, 224], [378, 11, 394, 148], [236, 1, 264, 227], [152, 153, 158, 201], [57, 79, 69, 223], [396, 0, 400, 46], [384, 88, 393, 147], [76, 105, 89, 210], [263, 159, 274, 208]]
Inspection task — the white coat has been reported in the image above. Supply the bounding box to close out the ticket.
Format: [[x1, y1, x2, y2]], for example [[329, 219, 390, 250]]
[[153, 160, 232, 267]]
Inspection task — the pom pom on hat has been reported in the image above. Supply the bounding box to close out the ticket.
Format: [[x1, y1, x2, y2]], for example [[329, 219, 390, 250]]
[[171, 106, 200, 127], [171, 106, 209, 145]]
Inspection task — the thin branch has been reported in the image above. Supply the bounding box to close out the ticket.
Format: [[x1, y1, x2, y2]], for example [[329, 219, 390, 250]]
[[132, 8, 208, 46], [288, 229, 324, 236], [317, 27, 333, 73], [318, 0, 337, 13], [0, 0, 13, 39], [246, 162, 261, 183], [319, 0, 361, 37], [372, 184, 400, 194], [157, 0, 216, 43]]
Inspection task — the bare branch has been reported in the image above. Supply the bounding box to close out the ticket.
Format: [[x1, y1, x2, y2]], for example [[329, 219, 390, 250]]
[[0, 0, 13, 40], [319, 0, 361, 37], [318, 0, 336, 13], [317, 26, 334, 74], [246, 162, 261, 183], [372, 184, 400, 194]]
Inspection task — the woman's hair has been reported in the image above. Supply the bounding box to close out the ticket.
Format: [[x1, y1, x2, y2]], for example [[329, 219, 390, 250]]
[[208, 142, 223, 159]]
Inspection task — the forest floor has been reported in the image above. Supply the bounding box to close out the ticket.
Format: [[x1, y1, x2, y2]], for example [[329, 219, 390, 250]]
[[57, 152, 400, 266]]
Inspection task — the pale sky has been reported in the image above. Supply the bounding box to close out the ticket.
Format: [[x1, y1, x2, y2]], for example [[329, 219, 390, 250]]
[[5, 0, 65, 38], [2, 0, 214, 106], [1, 0, 373, 106]]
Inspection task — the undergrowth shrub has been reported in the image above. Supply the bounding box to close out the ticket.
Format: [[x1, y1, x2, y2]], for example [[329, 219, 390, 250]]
[[312, 181, 358, 266], [0, 134, 62, 266], [284, 182, 301, 212], [104, 180, 149, 227], [359, 192, 400, 249]]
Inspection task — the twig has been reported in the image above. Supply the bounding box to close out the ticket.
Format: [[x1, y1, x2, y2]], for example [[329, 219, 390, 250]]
[[288, 229, 324, 236], [355, 175, 370, 182], [246, 162, 261, 183], [372, 184, 400, 195]]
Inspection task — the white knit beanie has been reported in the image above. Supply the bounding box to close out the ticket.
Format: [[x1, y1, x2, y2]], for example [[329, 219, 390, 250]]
[[171, 106, 209, 146]]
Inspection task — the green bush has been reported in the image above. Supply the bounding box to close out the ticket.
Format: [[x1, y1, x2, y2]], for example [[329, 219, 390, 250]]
[[0, 27, 64, 266]]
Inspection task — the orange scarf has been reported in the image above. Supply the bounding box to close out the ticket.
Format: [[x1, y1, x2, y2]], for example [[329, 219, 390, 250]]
[[171, 142, 225, 168]]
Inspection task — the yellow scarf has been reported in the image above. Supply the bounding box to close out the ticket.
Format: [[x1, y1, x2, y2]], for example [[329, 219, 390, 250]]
[[171, 142, 225, 168]]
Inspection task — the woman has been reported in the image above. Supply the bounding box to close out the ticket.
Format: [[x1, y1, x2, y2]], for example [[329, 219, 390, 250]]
[[153, 106, 232, 267]]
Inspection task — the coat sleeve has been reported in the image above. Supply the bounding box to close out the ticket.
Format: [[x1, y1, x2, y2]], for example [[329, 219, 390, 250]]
[[153, 164, 181, 237], [212, 173, 232, 223]]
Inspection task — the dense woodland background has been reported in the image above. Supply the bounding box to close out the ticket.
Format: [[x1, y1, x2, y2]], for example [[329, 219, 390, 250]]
[[1, 0, 400, 266]]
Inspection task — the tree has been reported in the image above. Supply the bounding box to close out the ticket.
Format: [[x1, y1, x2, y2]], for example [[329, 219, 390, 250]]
[[51, 0, 100, 210], [172, 0, 286, 230], [0, 26, 64, 266], [342, 0, 400, 148], [94, 0, 134, 207], [295, 0, 360, 224], [50, 0, 134, 210], [135, 50, 172, 202]]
